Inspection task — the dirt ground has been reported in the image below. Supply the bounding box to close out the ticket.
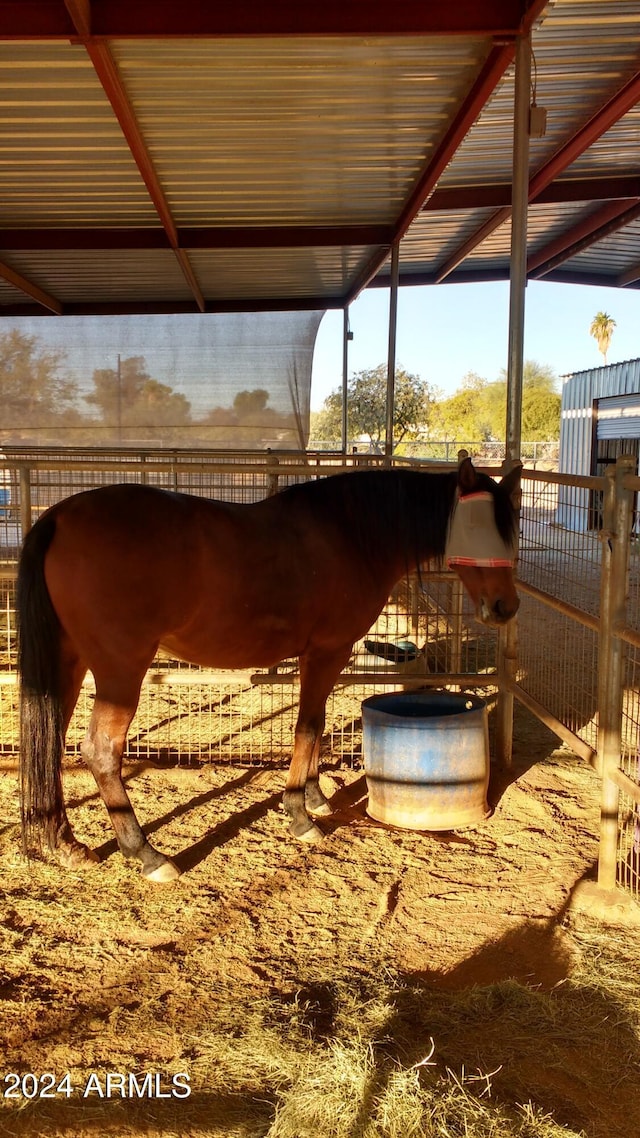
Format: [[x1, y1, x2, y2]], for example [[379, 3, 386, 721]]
[[0, 702, 639, 1137]]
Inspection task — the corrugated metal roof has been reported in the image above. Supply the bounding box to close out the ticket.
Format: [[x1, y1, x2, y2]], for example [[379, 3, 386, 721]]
[[0, 0, 638, 313]]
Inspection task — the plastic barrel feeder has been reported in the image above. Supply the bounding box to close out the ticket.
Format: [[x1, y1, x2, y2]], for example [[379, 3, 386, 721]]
[[362, 691, 490, 831]]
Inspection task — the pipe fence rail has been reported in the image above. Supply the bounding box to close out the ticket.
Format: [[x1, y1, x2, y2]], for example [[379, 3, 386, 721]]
[[1, 448, 638, 903]]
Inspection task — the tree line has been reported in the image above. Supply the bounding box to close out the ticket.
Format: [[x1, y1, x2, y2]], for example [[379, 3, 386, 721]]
[[0, 328, 562, 451], [311, 359, 561, 449]]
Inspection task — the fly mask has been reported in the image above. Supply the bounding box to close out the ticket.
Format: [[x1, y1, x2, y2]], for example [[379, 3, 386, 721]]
[[444, 491, 515, 569]]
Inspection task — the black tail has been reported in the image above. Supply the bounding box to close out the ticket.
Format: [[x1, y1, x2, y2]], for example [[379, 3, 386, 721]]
[[17, 511, 65, 853]]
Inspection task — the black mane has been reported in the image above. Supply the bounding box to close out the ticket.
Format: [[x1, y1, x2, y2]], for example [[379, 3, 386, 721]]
[[279, 466, 516, 570]]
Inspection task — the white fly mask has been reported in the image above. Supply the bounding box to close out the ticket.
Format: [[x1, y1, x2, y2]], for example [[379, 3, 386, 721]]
[[445, 491, 515, 568]]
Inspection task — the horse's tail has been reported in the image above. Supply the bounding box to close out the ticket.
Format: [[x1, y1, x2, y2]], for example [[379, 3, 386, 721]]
[[17, 510, 65, 853]]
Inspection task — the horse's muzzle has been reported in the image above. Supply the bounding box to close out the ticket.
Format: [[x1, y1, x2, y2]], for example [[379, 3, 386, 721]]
[[477, 594, 520, 625]]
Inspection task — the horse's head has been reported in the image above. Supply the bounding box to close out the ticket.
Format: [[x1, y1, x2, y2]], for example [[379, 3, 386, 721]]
[[445, 458, 520, 626]]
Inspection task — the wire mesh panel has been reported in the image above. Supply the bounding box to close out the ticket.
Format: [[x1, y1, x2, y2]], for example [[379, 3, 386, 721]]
[[517, 471, 604, 759], [618, 642, 640, 902], [0, 449, 499, 769], [4, 449, 640, 905], [616, 475, 640, 901], [519, 472, 602, 617]]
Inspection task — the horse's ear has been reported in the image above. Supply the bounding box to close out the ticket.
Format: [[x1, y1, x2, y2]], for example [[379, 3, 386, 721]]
[[457, 456, 480, 496], [500, 461, 523, 504]]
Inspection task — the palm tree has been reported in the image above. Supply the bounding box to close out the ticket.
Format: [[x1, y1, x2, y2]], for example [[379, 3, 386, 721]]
[[589, 311, 616, 365]]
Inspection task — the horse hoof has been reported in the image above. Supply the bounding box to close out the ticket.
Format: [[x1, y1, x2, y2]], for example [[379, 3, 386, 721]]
[[294, 823, 324, 844], [57, 843, 100, 869], [143, 858, 181, 884], [308, 801, 332, 817]]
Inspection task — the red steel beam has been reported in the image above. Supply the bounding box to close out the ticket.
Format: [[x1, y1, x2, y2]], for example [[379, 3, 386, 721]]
[[345, 38, 517, 303], [529, 201, 640, 279], [76, 37, 206, 311], [1, 1, 530, 39], [0, 260, 63, 314], [527, 198, 640, 275], [0, 224, 394, 251], [435, 65, 640, 282], [426, 175, 640, 211]]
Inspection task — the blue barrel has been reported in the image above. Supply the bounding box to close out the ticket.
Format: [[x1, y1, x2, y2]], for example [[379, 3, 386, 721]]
[[362, 691, 490, 831]]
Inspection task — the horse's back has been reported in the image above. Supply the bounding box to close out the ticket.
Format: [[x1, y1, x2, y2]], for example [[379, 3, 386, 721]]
[[37, 482, 362, 671]]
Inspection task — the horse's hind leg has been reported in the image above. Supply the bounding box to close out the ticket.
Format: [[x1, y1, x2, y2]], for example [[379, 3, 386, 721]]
[[50, 642, 100, 869], [82, 678, 179, 882]]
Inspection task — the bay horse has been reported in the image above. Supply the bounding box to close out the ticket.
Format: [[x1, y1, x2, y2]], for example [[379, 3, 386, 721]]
[[17, 458, 520, 883]]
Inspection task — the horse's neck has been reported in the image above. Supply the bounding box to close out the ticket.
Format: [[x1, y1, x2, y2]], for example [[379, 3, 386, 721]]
[[344, 472, 451, 582]]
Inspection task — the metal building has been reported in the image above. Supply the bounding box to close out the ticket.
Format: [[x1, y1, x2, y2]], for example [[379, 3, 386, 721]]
[[558, 358, 640, 530]]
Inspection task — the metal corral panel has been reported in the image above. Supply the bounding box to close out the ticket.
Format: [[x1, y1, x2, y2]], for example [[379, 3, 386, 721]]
[[0, 42, 158, 228], [558, 358, 640, 529], [111, 35, 489, 227]]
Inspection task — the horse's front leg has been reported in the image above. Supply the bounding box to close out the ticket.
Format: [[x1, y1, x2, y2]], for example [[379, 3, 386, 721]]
[[82, 687, 180, 882], [283, 645, 352, 842]]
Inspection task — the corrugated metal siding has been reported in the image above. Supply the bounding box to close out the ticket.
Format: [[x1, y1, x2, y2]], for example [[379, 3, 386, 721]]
[[596, 393, 640, 439], [189, 246, 378, 300], [558, 358, 640, 528], [396, 207, 500, 274], [0, 250, 191, 305], [111, 36, 489, 228], [418, 0, 640, 283], [561, 217, 640, 279], [0, 2, 638, 311], [0, 42, 157, 228], [461, 201, 586, 270]]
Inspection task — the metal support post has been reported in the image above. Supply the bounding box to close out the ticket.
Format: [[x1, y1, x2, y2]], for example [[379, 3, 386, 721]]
[[496, 33, 530, 764], [505, 32, 531, 464], [19, 465, 32, 537], [384, 242, 400, 462], [341, 307, 350, 454]]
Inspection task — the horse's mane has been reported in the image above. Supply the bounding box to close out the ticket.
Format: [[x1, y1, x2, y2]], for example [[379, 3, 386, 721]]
[[280, 468, 455, 568], [279, 466, 517, 570], [468, 468, 518, 547]]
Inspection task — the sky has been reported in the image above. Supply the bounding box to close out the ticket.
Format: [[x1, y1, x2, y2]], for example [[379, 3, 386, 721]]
[[310, 280, 640, 411]]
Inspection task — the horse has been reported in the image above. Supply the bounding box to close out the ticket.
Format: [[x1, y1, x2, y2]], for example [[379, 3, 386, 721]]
[[17, 457, 520, 883]]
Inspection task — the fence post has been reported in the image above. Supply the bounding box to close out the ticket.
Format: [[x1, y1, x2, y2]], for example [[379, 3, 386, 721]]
[[494, 457, 523, 767], [267, 454, 280, 497], [19, 465, 32, 536], [596, 454, 635, 891]]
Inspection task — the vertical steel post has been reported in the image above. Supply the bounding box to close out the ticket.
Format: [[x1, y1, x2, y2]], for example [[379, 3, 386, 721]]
[[384, 242, 400, 463], [341, 307, 350, 454], [450, 577, 464, 682], [266, 454, 280, 497], [505, 32, 530, 465], [597, 455, 635, 890], [19, 465, 32, 537], [496, 33, 530, 767]]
